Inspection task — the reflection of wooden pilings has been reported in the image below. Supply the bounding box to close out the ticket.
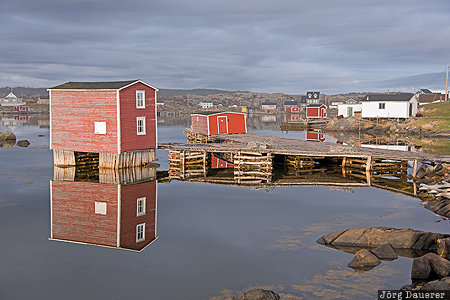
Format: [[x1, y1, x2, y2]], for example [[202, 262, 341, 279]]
[[53, 150, 76, 166], [168, 150, 209, 179], [234, 151, 273, 183]]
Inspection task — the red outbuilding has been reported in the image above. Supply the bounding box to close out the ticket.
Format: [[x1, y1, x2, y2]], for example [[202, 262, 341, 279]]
[[49, 80, 158, 168], [191, 111, 247, 135], [306, 104, 327, 119]]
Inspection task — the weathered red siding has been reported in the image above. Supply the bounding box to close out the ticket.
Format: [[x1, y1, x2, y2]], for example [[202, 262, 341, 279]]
[[120, 181, 157, 251], [306, 107, 319, 118], [51, 181, 119, 247], [211, 154, 234, 169], [51, 90, 118, 153], [191, 115, 209, 135], [120, 83, 157, 152], [207, 113, 246, 135]]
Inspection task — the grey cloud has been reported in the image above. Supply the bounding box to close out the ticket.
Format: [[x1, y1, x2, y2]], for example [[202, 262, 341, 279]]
[[1, 0, 449, 93]]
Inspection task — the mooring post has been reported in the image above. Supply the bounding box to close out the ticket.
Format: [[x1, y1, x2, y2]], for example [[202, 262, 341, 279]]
[[413, 159, 418, 177], [365, 156, 372, 173]]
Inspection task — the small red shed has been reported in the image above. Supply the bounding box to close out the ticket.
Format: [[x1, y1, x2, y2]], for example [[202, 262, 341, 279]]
[[306, 104, 327, 119], [191, 111, 247, 135], [49, 80, 158, 168], [50, 179, 157, 252]]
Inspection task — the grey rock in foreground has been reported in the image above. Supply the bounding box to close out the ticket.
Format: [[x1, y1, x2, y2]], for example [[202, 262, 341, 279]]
[[411, 256, 432, 279], [420, 280, 450, 291], [347, 249, 381, 271], [424, 253, 450, 278], [16, 140, 30, 147], [317, 227, 449, 250], [0, 131, 16, 140], [371, 244, 398, 260], [232, 289, 280, 300]]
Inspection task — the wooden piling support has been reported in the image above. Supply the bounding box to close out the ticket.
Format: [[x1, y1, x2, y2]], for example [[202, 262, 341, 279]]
[[413, 159, 418, 178]]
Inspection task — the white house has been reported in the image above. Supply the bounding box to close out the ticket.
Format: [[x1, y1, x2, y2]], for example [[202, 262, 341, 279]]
[[261, 102, 277, 110], [361, 93, 417, 118], [1, 91, 25, 107], [337, 103, 362, 117], [199, 101, 214, 109]]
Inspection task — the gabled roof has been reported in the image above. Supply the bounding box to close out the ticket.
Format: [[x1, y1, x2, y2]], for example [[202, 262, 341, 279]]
[[5, 92, 17, 99], [284, 100, 299, 105], [419, 89, 433, 94], [261, 102, 277, 105], [49, 80, 158, 91], [365, 93, 414, 102], [191, 111, 245, 116], [307, 104, 326, 108]]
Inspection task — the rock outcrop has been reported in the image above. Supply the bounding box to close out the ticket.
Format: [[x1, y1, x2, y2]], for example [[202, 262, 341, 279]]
[[232, 289, 280, 300], [16, 140, 30, 147], [317, 227, 449, 251], [0, 131, 16, 140], [347, 249, 381, 270]]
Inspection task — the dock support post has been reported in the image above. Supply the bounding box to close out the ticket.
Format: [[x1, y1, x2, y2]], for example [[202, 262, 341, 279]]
[[413, 159, 418, 178], [365, 156, 372, 173]]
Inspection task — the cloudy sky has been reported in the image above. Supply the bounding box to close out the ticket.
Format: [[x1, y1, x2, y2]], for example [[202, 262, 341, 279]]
[[1, 0, 449, 93]]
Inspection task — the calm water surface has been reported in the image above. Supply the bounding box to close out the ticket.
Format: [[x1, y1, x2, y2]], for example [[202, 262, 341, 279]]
[[0, 115, 448, 300]]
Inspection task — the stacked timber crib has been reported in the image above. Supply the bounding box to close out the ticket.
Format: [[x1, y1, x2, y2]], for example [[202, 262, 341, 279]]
[[168, 150, 209, 179], [53, 149, 156, 170]]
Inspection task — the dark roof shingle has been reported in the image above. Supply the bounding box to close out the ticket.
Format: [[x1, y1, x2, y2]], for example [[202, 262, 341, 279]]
[[50, 80, 140, 90], [365, 93, 414, 102]]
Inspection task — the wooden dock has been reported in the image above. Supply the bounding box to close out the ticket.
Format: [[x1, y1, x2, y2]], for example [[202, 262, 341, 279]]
[[159, 133, 450, 163]]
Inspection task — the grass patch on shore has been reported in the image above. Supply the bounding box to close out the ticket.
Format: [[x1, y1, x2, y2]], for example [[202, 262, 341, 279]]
[[414, 101, 450, 130]]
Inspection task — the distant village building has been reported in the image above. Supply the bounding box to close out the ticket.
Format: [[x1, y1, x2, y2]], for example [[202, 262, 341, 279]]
[[361, 93, 417, 118], [306, 104, 327, 119], [191, 112, 247, 135], [37, 96, 50, 105], [337, 103, 362, 117], [1, 91, 26, 107], [300, 95, 307, 106], [329, 101, 344, 109], [283, 100, 300, 113], [306, 92, 321, 104], [417, 93, 445, 104], [49, 80, 158, 168], [261, 102, 277, 110], [199, 101, 214, 109]]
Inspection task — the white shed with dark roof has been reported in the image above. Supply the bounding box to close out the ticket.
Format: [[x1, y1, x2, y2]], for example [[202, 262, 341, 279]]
[[361, 93, 417, 118]]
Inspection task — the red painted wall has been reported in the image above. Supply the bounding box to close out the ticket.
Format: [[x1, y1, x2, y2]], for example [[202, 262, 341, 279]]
[[306, 106, 327, 118], [51, 181, 119, 247], [207, 113, 246, 135], [120, 83, 157, 152], [51, 90, 118, 153], [211, 154, 234, 169], [191, 115, 208, 135], [120, 181, 157, 251]]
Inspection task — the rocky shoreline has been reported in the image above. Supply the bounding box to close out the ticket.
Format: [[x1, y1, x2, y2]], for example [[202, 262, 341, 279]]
[[317, 227, 450, 291]]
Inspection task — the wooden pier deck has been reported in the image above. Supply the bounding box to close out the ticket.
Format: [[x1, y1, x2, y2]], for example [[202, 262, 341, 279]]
[[159, 133, 450, 163]]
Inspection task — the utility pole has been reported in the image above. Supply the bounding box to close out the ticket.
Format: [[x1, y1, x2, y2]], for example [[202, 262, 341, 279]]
[[445, 64, 449, 102]]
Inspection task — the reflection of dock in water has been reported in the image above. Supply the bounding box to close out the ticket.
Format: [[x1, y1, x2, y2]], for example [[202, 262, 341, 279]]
[[50, 166, 158, 252], [162, 152, 418, 198]]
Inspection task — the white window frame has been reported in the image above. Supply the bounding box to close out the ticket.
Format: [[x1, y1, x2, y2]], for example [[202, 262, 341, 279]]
[[136, 223, 146, 243], [94, 122, 106, 134], [94, 202, 107, 215], [137, 197, 146, 216], [137, 117, 146, 135], [136, 90, 145, 109]]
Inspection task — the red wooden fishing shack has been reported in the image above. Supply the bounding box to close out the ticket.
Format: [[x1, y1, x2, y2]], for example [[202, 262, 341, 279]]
[[191, 112, 247, 135], [306, 104, 327, 119], [49, 80, 158, 168]]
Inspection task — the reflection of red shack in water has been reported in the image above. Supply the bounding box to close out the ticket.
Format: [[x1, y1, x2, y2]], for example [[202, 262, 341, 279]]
[[306, 129, 326, 142], [191, 112, 247, 135], [50, 179, 157, 252], [284, 113, 301, 122], [211, 153, 234, 169]]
